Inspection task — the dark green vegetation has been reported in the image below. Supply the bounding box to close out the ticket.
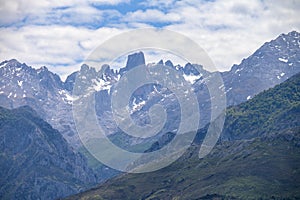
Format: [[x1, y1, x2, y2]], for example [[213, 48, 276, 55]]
[[222, 72, 300, 140], [0, 106, 97, 200], [66, 73, 300, 199]]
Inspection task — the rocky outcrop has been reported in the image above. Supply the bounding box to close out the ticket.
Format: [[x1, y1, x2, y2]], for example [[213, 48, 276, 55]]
[[0, 106, 97, 199]]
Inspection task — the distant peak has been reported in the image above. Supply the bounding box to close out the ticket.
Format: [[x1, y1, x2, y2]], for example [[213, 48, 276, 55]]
[[38, 66, 49, 72], [6, 59, 21, 67], [125, 51, 145, 69], [0, 59, 30, 70], [287, 30, 300, 38], [279, 30, 300, 40], [80, 64, 89, 71], [184, 62, 193, 68], [158, 59, 164, 65], [165, 60, 174, 68], [8, 58, 19, 63]]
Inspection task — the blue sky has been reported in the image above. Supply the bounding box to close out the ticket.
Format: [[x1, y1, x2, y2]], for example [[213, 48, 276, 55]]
[[0, 0, 299, 80]]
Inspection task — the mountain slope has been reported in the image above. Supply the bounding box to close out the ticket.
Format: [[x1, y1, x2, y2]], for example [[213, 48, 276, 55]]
[[65, 73, 300, 200], [67, 134, 300, 200], [0, 106, 97, 199], [223, 30, 300, 105], [0, 59, 79, 148], [221, 71, 300, 141]]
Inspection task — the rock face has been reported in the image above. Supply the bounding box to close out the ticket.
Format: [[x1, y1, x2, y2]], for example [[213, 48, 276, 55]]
[[0, 106, 97, 200], [64, 71, 78, 92], [0, 59, 79, 148], [119, 51, 145, 75], [125, 51, 146, 69], [222, 31, 300, 105]]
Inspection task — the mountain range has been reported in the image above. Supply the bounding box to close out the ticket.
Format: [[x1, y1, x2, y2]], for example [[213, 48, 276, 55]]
[[0, 31, 299, 148], [65, 67, 300, 200], [0, 30, 299, 199]]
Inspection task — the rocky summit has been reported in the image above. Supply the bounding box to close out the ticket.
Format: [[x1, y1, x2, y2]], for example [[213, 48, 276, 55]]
[[223, 31, 300, 106]]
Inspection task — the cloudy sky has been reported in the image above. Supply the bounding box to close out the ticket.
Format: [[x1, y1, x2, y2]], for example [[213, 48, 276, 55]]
[[0, 0, 299, 80]]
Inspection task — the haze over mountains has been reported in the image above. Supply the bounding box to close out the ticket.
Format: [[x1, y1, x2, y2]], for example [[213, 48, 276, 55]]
[[0, 30, 299, 199]]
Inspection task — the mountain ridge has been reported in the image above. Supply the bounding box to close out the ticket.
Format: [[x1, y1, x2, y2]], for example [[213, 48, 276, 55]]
[[0, 30, 299, 155], [64, 71, 300, 200]]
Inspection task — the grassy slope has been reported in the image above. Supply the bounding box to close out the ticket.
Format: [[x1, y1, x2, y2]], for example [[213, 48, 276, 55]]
[[66, 132, 300, 200]]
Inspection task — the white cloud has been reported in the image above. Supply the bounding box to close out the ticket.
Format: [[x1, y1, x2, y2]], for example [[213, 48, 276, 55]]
[[0, 0, 125, 26], [164, 0, 300, 70], [0, 0, 84, 25], [0, 0, 299, 79], [0, 25, 123, 80], [124, 9, 181, 23], [139, 0, 176, 9], [89, 0, 130, 5]]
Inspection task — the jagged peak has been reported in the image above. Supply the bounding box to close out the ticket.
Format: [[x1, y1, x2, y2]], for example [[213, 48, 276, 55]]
[[7, 58, 21, 64], [125, 51, 145, 69], [165, 60, 174, 67], [37, 66, 49, 73], [282, 30, 300, 38], [80, 64, 90, 71], [0, 59, 22, 68], [270, 30, 300, 45], [184, 62, 193, 68]]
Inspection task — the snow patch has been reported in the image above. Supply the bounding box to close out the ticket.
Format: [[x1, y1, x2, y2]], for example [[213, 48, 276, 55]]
[[93, 78, 112, 92], [65, 93, 74, 101], [235, 68, 243, 73], [132, 98, 146, 112], [183, 74, 202, 84], [218, 84, 225, 92], [278, 58, 288, 63], [59, 89, 75, 103], [17, 80, 23, 87], [226, 87, 232, 93], [0, 62, 6, 68], [93, 79, 104, 91]]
